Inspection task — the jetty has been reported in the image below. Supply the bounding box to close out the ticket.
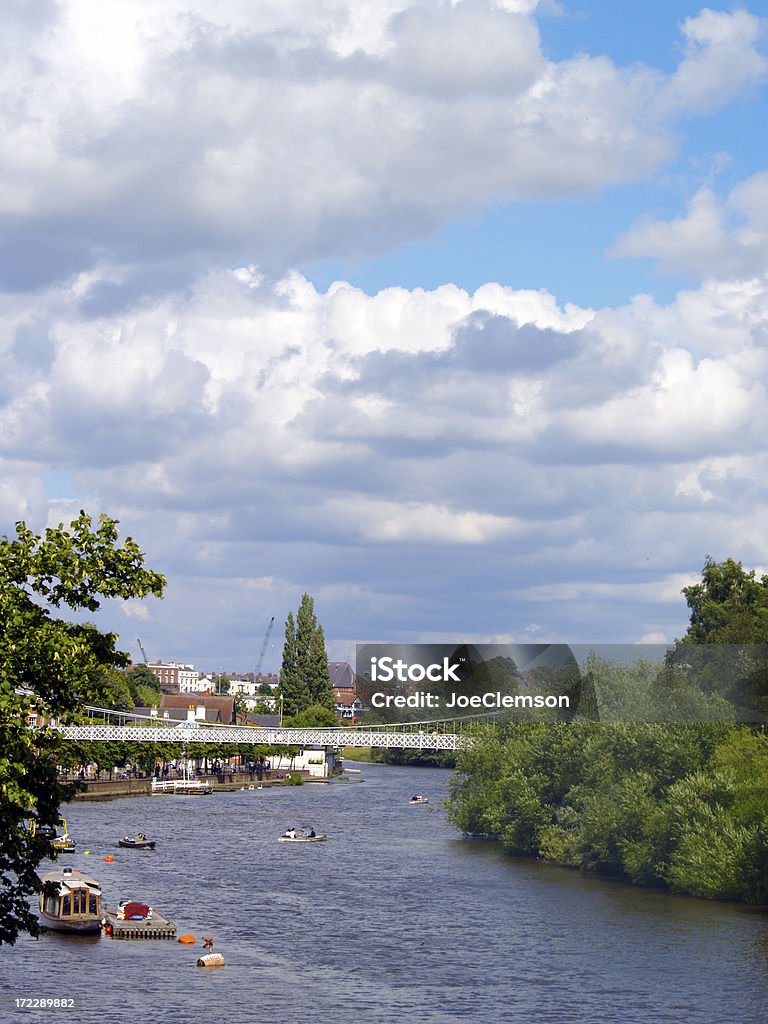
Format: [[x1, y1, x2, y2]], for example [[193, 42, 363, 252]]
[[102, 905, 176, 940]]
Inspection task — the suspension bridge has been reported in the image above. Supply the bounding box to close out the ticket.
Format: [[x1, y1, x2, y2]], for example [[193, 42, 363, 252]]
[[53, 705, 498, 751]]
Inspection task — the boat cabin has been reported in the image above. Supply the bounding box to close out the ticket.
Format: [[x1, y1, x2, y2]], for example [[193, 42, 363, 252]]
[[39, 868, 102, 933]]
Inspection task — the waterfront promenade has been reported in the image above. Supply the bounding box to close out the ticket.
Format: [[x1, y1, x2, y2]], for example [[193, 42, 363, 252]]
[[65, 769, 313, 800]]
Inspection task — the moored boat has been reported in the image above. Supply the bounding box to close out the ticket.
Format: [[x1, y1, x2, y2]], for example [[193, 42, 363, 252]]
[[30, 817, 77, 851], [38, 867, 102, 934]]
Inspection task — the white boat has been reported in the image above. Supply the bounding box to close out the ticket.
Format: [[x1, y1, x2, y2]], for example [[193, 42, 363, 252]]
[[409, 795, 429, 804], [38, 868, 102, 934], [278, 831, 327, 842]]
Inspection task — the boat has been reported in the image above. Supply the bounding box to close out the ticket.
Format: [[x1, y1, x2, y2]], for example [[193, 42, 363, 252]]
[[29, 817, 77, 851], [118, 833, 156, 850], [172, 781, 213, 795], [51, 819, 77, 851], [38, 867, 102, 934], [409, 795, 429, 804], [278, 830, 327, 842]]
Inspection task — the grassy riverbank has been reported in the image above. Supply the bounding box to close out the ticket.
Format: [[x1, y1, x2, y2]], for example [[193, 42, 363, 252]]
[[342, 748, 376, 763]]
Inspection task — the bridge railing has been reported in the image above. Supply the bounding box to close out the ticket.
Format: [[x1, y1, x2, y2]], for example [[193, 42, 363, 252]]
[[49, 704, 499, 749]]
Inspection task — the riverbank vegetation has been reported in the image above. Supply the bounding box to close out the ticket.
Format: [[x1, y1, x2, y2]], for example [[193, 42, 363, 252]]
[[0, 513, 164, 944], [447, 558, 768, 904], [447, 719, 768, 902]]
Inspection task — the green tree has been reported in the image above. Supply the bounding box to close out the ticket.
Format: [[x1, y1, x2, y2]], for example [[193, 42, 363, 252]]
[[132, 684, 164, 708], [127, 663, 162, 701], [0, 511, 164, 944], [284, 594, 333, 713], [278, 611, 308, 717], [680, 557, 768, 644], [307, 624, 334, 710], [92, 666, 134, 711], [672, 557, 768, 719], [285, 703, 338, 728]]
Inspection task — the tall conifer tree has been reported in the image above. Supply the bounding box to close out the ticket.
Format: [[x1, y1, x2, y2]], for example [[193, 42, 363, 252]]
[[278, 611, 308, 717], [308, 624, 334, 710], [278, 595, 333, 716]]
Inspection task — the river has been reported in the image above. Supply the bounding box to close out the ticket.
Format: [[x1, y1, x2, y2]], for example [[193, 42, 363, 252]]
[[3, 762, 768, 1024]]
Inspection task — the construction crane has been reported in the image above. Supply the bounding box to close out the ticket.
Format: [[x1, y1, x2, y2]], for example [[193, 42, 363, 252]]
[[255, 616, 275, 678], [136, 638, 149, 664]]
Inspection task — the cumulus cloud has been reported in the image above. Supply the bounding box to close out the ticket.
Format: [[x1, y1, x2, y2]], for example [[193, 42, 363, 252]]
[[0, 2, 765, 293], [2, 3, 768, 664], [613, 172, 768, 279], [2, 246, 768, 660]]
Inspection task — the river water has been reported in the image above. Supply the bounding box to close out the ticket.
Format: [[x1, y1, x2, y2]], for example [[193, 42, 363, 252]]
[[4, 762, 768, 1024]]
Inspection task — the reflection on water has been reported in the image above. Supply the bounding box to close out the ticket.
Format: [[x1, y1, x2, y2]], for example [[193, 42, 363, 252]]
[[4, 762, 768, 1024]]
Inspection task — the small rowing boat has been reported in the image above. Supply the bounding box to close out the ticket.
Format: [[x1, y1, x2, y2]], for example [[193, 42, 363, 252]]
[[278, 829, 326, 842]]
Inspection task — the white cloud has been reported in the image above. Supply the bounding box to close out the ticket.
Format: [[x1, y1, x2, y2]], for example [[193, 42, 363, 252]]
[[0, 3, 764, 290], [658, 8, 767, 116], [121, 602, 150, 621], [330, 498, 526, 544], [2, 246, 767, 660], [613, 172, 768, 279], [2, 4, 768, 664]]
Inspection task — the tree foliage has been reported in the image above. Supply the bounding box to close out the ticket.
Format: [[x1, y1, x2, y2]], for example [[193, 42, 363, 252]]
[[447, 559, 768, 903], [278, 595, 333, 716], [446, 720, 768, 902], [680, 557, 768, 644], [0, 512, 164, 944]]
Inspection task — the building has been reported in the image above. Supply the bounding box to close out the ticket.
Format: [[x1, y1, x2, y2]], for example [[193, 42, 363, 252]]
[[334, 688, 364, 722], [329, 661, 363, 722], [144, 661, 200, 694], [158, 693, 236, 724]]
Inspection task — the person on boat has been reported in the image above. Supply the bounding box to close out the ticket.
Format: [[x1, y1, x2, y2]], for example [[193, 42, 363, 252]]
[[284, 828, 296, 838], [137, 833, 146, 841], [309, 829, 316, 838]]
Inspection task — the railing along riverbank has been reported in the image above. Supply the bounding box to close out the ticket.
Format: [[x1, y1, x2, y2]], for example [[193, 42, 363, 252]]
[[64, 770, 312, 800]]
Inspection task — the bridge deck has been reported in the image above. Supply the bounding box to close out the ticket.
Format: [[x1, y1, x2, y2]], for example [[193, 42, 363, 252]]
[[56, 723, 469, 750]]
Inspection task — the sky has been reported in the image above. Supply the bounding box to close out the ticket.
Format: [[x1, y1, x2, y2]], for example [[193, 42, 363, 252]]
[[2, 0, 768, 674]]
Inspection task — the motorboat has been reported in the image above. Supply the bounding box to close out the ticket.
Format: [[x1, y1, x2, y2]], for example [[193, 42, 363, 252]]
[[51, 819, 77, 852], [38, 867, 102, 934], [409, 795, 429, 804], [118, 833, 156, 850], [29, 817, 76, 851], [278, 830, 327, 842]]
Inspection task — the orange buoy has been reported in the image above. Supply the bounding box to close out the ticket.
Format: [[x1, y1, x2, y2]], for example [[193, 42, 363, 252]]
[[178, 934, 196, 944], [103, 855, 116, 862]]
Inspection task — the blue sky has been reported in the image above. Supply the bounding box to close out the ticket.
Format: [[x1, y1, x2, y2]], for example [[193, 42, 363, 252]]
[[307, 2, 768, 309], [1, 0, 767, 673]]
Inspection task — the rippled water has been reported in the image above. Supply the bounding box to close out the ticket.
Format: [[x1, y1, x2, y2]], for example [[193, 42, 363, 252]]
[[4, 763, 768, 1024]]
